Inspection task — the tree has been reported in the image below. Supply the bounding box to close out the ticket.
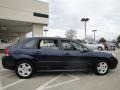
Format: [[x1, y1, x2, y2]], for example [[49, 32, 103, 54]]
[[116, 35, 120, 48], [117, 35, 120, 44], [65, 30, 77, 39], [99, 38, 107, 43]]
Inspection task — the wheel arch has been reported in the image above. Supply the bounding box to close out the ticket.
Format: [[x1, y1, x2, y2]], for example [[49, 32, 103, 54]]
[[14, 59, 37, 71], [97, 46, 103, 50], [94, 58, 110, 68]]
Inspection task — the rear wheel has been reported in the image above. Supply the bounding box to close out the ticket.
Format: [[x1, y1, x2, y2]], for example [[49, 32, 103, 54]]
[[94, 60, 109, 75], [15, 60, 35, 79], [113, 48, 116, 51]]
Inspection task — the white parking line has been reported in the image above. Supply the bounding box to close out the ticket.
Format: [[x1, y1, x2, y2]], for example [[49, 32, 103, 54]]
[[36, 74, 63, 90], [43, 75, 80, 90], [44, 78, 79, 90], [36, 74, 80, 90], [69, 74, 80, 80], [2, 79, 25, 90]]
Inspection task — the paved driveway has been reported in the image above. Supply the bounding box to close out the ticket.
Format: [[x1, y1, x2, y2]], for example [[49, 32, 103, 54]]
[[0, 49, 120, 90]]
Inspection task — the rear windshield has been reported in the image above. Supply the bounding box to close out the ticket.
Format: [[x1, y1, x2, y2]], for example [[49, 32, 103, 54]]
[[1, 40, 8, 43]]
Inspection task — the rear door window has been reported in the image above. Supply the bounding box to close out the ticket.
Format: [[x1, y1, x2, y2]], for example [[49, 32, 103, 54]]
[[1, 40, 7, 44], [38, 39, 59, 50]]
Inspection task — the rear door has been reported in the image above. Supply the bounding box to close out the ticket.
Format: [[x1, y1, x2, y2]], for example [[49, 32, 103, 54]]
[[32, 39, 63, 70], [13, 38, 37, 61]]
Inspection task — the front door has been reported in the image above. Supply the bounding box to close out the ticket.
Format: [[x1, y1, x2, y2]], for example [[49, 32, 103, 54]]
[[59, 40, 93, 70]]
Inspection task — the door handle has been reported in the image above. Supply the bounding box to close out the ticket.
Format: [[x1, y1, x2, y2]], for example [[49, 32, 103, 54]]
[[64, 53, 70, 55], [34, 51, 41, 54], [15, 50, 21, 54]]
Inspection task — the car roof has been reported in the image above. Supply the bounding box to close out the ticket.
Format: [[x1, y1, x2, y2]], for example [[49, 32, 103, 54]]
[[26, 37, 73, 41]]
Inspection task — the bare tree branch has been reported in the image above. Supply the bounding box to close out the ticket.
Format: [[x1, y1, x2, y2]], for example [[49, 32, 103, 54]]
[[65, 30, 77, 39]]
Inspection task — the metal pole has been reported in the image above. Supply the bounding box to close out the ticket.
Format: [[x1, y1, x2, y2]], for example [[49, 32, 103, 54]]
[[84, 21, 86, 40], [45, 31, 46, 37], [44, 30, 48, 37], [92, 30, 97, 42], [81, 18, 89, 41], [94, 31, 95, 42]]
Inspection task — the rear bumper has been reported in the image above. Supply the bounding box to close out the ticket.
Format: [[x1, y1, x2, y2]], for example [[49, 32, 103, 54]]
[[109, 57, 118, 69], [2, 56, 15, 70]]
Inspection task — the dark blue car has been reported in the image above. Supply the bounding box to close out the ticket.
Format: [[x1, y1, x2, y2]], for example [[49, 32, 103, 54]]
[[2, 37, 118, 78]]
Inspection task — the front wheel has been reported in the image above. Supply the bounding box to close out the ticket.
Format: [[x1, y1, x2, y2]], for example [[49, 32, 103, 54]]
[[94, 61, 109, 75], [97, 47, 102, 51], [15, 60, 35, 79]]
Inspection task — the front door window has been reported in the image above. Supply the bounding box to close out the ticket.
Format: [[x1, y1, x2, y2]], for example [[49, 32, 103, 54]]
[[61, 40, 85, 51]]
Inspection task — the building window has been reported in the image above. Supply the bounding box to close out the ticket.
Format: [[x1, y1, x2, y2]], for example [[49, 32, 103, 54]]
[[33, 12, 48, 18]]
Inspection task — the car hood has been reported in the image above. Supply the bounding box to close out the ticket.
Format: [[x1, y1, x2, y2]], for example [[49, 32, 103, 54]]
[[89, 50, 113, 59]]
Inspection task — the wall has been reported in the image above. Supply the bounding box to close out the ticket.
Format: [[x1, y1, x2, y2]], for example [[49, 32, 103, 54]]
[[0, 0, 49, 24]]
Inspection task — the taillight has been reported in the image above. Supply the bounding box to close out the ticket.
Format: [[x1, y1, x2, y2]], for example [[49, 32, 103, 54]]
[[4, 48, 9, 56]]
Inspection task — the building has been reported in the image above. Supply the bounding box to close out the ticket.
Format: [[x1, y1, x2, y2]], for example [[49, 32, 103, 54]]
[[0, 0, 49, 43]]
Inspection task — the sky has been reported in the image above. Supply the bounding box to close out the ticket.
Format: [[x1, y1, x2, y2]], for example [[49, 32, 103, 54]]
[[37, 0, 120, 41]]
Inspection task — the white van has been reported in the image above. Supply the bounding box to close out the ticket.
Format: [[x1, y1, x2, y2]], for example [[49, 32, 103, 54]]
[[84, 41, 105, 51]]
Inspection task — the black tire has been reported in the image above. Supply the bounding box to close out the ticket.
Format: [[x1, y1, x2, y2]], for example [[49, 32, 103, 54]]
[[94, 60, 109, 75], [105, 47, 108, 50], [97, 47, 102, 51], [113, 49, 116, 51], [15, 60, 35, 79]]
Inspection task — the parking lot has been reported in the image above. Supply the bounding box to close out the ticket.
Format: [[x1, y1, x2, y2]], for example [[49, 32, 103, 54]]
[[0, 49, 120, 90]]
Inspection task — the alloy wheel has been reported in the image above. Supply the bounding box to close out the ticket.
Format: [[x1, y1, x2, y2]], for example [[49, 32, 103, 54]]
[[18, 63, 32, 77], [97, 62, 108, 74]]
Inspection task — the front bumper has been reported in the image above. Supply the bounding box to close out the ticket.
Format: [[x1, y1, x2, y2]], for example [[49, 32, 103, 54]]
[[2, 56, 15, 70], [109, 57, 118, 69]]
